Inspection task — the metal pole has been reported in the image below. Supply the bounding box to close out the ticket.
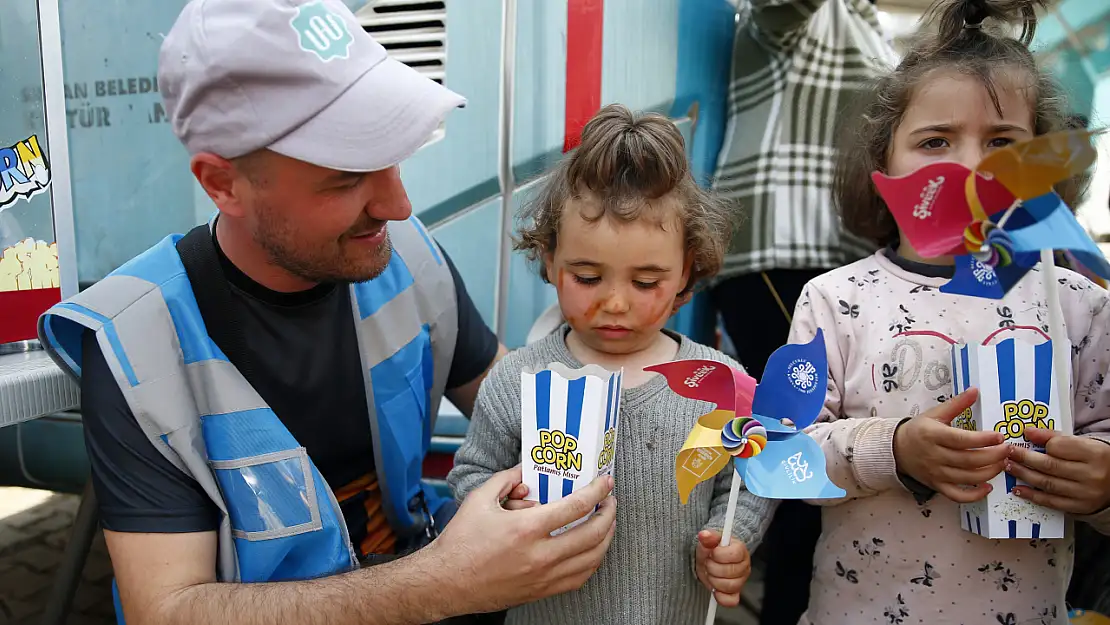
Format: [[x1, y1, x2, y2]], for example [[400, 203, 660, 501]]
[[36, 5, 98, 619], [37, 0, 79, 299], [40, 481, 100, 625], [494, 0, 518, 341]]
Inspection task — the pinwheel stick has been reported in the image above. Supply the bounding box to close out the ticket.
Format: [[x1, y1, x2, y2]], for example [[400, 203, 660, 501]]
[[996, 199, 1021, 229], [704, 471, 743, 625], [1040, 249, 1074, 434]]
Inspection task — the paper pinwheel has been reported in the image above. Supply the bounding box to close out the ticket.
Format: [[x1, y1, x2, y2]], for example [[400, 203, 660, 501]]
[[872, 128, 1110, 299], [645, 328, 845, 503], [647, 330, 843, 624]]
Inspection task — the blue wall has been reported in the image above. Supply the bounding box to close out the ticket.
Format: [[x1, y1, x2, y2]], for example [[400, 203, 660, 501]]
[[667, 0, 738, 343], [5, 0, 736, 348], [672, 0, 736, 186], [55, 2, 199, 281]]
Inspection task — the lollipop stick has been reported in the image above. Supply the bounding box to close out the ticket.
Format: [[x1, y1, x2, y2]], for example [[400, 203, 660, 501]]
[[704, 471, 742, 625], [1040, 249, 1073, 434]]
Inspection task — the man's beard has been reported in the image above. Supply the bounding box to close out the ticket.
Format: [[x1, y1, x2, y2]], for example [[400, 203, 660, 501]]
[[255, 212, 394, 284]]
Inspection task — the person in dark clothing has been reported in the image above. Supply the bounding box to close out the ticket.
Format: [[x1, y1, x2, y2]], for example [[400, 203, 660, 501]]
[[710, 1, 895, 622]]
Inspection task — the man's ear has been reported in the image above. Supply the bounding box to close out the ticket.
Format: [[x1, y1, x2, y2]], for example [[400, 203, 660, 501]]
[[191, 153, 248, 218]]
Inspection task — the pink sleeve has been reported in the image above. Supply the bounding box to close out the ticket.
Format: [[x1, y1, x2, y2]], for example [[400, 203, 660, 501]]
[[788, 283, 908, 506], [1066, 280, 1110, 534]]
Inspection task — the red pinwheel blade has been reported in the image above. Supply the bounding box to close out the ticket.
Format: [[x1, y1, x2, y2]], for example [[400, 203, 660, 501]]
[[872, 163, 1015, 259], [645, 359, 756, 414]]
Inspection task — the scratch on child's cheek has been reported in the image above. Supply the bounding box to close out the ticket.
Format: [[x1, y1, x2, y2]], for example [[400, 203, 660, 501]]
[[648, 290, 672, 325], [585, 298, 606, 321], [555, 269, 578, 325]]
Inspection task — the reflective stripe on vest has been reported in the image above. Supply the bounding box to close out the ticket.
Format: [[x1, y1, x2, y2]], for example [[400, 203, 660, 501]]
[[38, 215, 458, 587], [351, 216, 459, 533]]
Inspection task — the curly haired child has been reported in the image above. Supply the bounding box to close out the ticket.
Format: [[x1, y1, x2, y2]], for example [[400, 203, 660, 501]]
[[447, 104, 777, 624]]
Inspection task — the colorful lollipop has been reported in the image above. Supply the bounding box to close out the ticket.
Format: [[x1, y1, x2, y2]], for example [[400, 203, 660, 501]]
[[720, 416, 767, 458]]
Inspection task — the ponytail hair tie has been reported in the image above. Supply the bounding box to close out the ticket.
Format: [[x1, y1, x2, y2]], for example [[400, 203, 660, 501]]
[[964, 1, 990, 28]]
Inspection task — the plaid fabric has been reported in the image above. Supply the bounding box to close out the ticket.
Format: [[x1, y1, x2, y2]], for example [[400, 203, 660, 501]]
[[713, 0, 900, 279]]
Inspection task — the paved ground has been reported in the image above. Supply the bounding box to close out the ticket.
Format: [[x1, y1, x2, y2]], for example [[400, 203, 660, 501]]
[[0, 486, 760, 625], [0, 488, 114, 625]]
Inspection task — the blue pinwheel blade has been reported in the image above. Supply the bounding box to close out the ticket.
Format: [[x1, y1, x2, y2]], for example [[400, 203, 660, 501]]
[[1011, 250, 1043, 269], [987, 203, 1037, 230], [736, 432, 845, 500], [756, 416, 798, 442], [940, 255, 1030, 299], [1007, 193, 1110, 280], [751, 329, 827, 430], [732, 456, 749, 478]]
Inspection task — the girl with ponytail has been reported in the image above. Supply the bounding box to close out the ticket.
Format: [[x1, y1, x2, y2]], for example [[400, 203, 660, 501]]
[[785, 1, 1110, 623]]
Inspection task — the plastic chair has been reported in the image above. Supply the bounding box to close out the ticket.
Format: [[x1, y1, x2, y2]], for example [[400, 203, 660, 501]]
[[525, 303, 563, 345]]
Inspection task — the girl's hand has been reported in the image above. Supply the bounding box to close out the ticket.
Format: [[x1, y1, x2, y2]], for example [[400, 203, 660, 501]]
[[1007, 428, 1110, 515], [694, 530, 751, 607], [893, 388, 1012, 503], [501, 482, 538, 510]]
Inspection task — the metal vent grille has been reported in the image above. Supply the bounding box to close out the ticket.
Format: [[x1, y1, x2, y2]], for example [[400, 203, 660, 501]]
[[356, 1, 447, 85]]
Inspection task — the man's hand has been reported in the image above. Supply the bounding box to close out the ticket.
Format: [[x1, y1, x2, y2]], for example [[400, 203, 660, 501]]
[[1008, 429, 1110, 515], [106, 465, 613, 625], [893, 388, 1011, 503], [694, 530, 751, 608], [425, 465, 616, 614]]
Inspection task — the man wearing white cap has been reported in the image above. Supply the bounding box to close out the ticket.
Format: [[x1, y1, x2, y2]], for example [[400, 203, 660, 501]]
[[37, 0, 615, 623]]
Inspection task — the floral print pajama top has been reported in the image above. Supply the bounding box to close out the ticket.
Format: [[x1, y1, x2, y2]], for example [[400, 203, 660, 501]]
[[788, 250, 1110, 625]]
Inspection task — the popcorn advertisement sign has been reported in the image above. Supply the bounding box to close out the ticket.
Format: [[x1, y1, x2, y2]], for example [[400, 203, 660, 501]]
[[0, 133, 61, 344]]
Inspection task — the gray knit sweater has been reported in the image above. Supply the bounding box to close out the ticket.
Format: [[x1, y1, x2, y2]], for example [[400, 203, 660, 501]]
[[447, 325, 777, 625]]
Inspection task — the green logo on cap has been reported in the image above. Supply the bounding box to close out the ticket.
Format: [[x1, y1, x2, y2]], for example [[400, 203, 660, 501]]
[[291, 1, 353, 62]]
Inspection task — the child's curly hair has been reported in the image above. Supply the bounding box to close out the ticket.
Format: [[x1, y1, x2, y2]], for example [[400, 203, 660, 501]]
[[514, 103, 737, 294], [836, 0, 1084, 248]]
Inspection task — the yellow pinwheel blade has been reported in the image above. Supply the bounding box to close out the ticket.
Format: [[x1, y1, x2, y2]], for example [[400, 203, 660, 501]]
[[675, 410, 734, 504], [975, 128, 1102, 201]]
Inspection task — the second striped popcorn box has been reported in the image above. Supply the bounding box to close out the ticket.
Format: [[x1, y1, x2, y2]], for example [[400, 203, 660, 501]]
[[951, 336, 1067, 539]]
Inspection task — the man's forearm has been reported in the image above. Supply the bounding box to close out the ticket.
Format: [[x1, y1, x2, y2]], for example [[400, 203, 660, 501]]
[[148, 549, 463, 625]]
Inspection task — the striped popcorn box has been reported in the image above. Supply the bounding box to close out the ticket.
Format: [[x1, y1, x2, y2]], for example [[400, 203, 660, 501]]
[[951, 337, 1069, 539], [521, 363, 623, 535]]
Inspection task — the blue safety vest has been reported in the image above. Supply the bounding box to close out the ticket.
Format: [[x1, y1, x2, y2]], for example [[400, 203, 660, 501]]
[[38, 216, 459, 595]]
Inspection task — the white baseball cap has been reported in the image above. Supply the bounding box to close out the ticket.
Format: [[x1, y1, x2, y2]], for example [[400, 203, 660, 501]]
[[158, 0, 465, 172]]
